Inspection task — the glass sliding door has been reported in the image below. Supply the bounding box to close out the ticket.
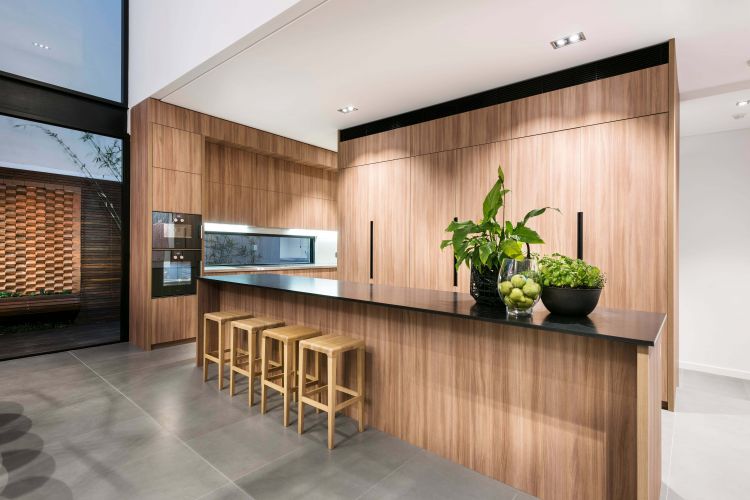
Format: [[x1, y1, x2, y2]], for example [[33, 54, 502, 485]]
[[0, 0, 127, 359], [0, 115, 123, 359]]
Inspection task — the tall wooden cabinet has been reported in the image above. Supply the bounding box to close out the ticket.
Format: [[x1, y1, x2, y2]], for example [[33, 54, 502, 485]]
[[337, 44, 679, 408]]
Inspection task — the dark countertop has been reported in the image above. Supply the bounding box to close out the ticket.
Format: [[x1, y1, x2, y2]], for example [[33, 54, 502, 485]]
[[199, 274, 665, 346]]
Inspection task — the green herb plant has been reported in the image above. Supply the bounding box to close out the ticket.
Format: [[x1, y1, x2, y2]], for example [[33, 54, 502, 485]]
[[440, 165, 558, 272], [538, 254, 606, 289]]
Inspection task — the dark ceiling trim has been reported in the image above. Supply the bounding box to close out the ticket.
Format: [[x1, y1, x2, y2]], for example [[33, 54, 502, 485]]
[[339, 42, 669, 143]]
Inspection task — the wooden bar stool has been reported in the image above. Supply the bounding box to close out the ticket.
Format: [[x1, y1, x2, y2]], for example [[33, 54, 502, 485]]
[[203, 311, 253, 390], [260, 325, 322, 427], [297, 334, 365, 449], [229, 317, 285, 406]]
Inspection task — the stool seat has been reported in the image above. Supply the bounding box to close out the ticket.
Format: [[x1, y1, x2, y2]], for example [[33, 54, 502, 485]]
[[203, 311, 254, 390], [264, 325, 321, 342], [232, 317, 285, 331], [205, 311, 253, 322], [300, 334, 364, 356], [298, 334, 366, 449]]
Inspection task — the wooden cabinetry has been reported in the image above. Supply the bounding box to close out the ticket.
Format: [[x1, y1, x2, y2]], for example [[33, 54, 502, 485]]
[[580, 114, 668, 314], [509, 128, 581, 258], [410, 152, 454, 291], [152, 124, 203, 174], [337, 166, 371, 283], [369, 159, 411, 287]]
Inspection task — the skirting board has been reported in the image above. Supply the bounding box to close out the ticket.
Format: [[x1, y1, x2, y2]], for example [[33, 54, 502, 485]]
[[680, 361, 750, 381]]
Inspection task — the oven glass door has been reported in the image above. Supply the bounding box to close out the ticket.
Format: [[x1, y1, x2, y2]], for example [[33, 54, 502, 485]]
[[152, 212, 202, 249], [152, 250, 200, 297]]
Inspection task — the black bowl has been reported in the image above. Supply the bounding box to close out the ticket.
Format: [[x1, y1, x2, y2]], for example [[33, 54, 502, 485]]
[[540, 286, 602, 317]]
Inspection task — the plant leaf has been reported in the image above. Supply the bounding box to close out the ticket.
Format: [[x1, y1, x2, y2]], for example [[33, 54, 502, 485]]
[[479, 242, 493, 265], [497, 164, 505, 184], [512, 225, 545, 244], [499, 239, 523, 259], [522, 207, 560, 226], [482, 181, 509, 220]]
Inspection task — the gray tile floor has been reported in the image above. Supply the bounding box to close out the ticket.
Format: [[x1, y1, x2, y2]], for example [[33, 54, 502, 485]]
[[0, 341, 747, 499], [0, 342, 531, 500]]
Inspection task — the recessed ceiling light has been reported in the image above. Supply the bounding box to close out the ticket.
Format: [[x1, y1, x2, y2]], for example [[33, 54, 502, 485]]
[[32, 42, 50, 50], [550, 32, 586, 49], [732, 113, 746, 120], [737, 100, 749, 107], [338, 105, 358, 114]]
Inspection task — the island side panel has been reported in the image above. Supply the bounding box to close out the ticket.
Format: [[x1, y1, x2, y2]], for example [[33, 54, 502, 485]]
[[196, 279, 220, 365], [637, 334, 663, 500], [208, 282, 644, 499]]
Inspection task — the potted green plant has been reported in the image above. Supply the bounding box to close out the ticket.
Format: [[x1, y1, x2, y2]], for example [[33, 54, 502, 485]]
[[441, 165, 557, 305], [538, 254, 606, 316]]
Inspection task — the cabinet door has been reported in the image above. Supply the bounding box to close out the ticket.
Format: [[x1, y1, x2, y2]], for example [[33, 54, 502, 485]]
[[337, 166, 370, 283], [152, 168, 202, 214], [369, 158, 411, 287], [455, 142, 511, 293], [509, 129, 581, 259], [580, 114, 668, 313], [410, 152, 456, 291], [152, 124, 202, 174], [150, 295, 198, 345]]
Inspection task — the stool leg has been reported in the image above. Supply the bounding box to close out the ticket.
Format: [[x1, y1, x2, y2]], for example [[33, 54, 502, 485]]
[[202, 317, 209, 382], [327, 355, 337, 449], [357, 346, 365, 433], [292, 342, 298, 404], [260, 335, 269, 414], [248, 329, 256, 407], [217, 322, 225, 390], [314, 351, 321, 414], [283, 340, 292, 427], [298, 344, 307, 434], [229, 327, 236, 396]]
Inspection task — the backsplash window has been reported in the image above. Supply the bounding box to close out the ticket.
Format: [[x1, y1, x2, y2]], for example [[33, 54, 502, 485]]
[[205, 233, 314, 267]]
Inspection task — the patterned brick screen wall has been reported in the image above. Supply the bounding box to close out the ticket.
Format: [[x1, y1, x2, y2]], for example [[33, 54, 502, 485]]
[[0, 179, 81, 295]]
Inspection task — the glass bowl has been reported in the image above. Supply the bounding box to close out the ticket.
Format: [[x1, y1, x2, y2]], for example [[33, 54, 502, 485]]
[[498, 257, 542, 317]]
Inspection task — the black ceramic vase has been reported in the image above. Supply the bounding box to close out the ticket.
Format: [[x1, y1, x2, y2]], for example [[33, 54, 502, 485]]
[[540, 286, 602, 317], [470, 266, 504, 306]]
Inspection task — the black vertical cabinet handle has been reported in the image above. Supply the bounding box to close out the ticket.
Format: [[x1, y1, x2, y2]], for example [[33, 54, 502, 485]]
[[453, 216, 458, 287], [577, 212, 584, 260], [369, 220, 374, 280]]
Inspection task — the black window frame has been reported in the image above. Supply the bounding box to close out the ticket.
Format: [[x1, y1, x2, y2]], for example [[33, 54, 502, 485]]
[[0, 0, 130, 346]]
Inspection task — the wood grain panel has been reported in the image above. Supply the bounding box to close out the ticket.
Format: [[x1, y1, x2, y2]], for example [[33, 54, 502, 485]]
[[664, 40, 679, 409], [509, 128, 581, 257], [203, 267, 337, 279], [129, 100, 152, 349], [409, 103, 511, 156], [197, 281, 659, 500], [337, 166, 370, 283], [455, 141, 512, 293], [580, 114, 668, 314], [369, 159, 411, 287], [338, 128, 410, 169], [148, 99, 336, 170], [150, 295, 198, 345], [152, 123, 202, 174], [152, 167, 202, 214], [409, 151, 455, 291], [637, 335, 662, 500], [512, 65, 669, 138]]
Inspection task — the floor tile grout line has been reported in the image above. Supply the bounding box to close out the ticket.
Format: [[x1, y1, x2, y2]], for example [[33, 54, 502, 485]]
[[68, 351, 253, 500], [194, 480, 249, 500], [353, 448, 423, 500]]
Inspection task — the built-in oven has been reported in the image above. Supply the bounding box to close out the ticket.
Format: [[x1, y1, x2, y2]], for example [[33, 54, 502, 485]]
[[152, 211, 202, 250], [151, 249, 201, 298]]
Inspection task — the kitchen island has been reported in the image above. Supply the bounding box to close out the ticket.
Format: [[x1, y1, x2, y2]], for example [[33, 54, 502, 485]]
[[197, 274, 664, 500]]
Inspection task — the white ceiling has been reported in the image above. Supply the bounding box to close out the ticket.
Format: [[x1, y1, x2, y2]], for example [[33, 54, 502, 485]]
[[159, 0, 750, 151]]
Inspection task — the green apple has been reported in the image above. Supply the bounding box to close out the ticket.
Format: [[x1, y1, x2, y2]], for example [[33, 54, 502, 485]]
[[498, 281, 514, 296], [510, 274, 526, 288], [522, 281, 540, 299]]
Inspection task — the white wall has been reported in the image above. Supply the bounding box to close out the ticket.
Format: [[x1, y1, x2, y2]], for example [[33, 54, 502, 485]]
[[680, 128, 750, 380], [128, 0, 318, 108]]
